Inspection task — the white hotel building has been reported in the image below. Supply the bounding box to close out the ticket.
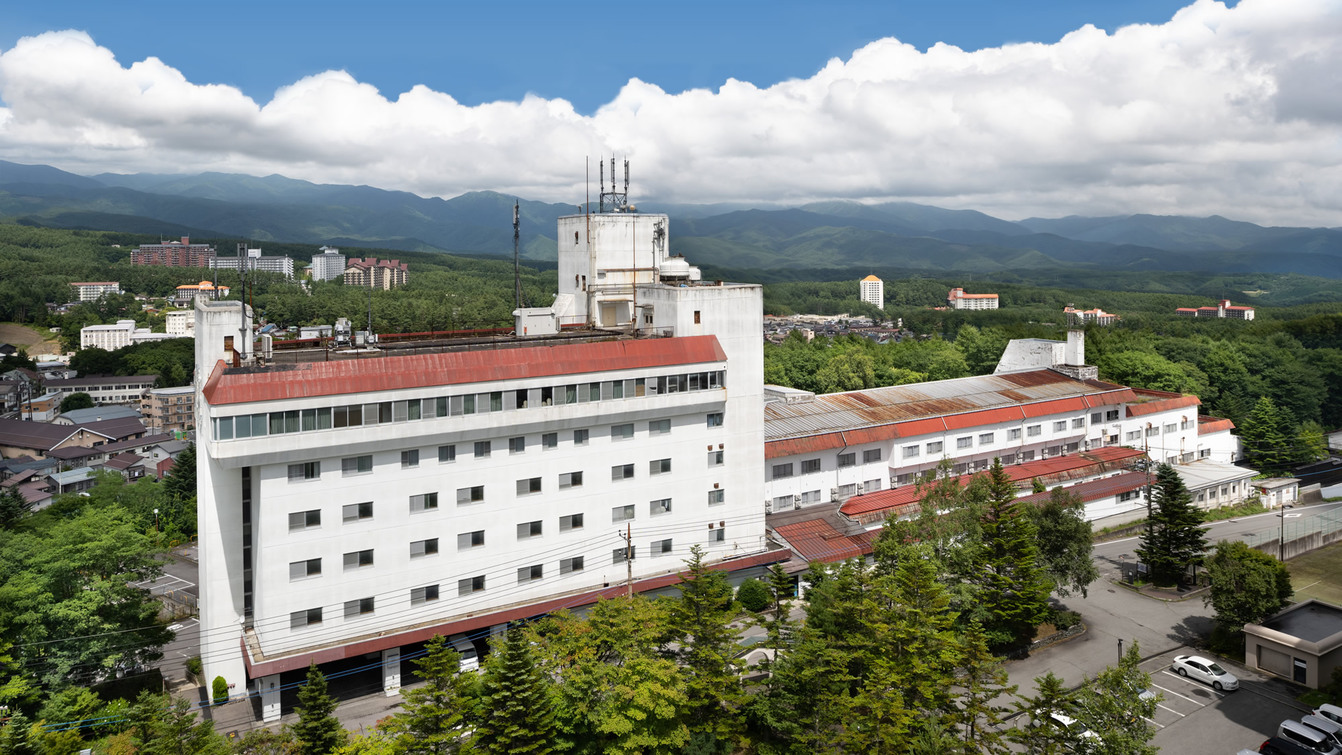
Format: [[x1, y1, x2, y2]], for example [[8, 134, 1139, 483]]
[[195, 202, 773, 719]]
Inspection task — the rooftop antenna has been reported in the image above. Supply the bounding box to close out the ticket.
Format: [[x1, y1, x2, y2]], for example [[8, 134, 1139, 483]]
[[598, 155, 629, 213], [513, 199, 522, 310], [599, 159, 605, 213]]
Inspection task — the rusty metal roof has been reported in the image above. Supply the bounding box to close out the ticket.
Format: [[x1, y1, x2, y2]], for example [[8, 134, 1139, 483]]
[[763, 370, 1134, 457], [204, 335, 726, 406], [773, 519, 868, 563]]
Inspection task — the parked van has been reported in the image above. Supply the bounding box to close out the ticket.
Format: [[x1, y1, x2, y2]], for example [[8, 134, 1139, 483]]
[[448, 634, 480, 672], [1278, 719, 1342, 754], [1316, 704, 1342, 726], [1303, 715, 1342, 748]]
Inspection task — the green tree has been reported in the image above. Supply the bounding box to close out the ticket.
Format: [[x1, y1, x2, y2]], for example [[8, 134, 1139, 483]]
[[386, 635, 471, 754], [1027, 488, 1100, 598], [0, 488, 33, 530], [471, 628, 557, 755], [954, 324, 1010, 375], [231, 727, 301, 754], [667, 546, 744, 752], [0, 711, 37, 755], [1008, 672, 1072, 755], [162, 444, 197, 503], [1135, 463, 1208, 586], [291, 663, 347, 755], [129, 691, 230, 755], [973, 460, 1051, 649], [58, 392, 94, 413], [1238, 396, 1296, 474], [736, 578, 771, 613], [1296, 421, 1329, 464], [1204, 540, 1294, 631], [1072, 643, 1159, 755]]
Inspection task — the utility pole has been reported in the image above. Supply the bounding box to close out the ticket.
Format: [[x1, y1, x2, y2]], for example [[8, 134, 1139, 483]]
[[621, 523, 634, 597]]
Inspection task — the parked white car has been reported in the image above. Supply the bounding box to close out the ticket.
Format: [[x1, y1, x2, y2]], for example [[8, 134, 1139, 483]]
[[1172, 654, 1239, 691], [1032, 710, 1102, 750]]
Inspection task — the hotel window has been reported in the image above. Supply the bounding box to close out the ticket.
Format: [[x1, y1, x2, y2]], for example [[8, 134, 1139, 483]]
[[542, 432, 558, 449], [560, 513, 584, 531], [926, 442, 943, 454], [401, 449, 419, 468], [288, 462, 320, 481], [979, 432, 994, 444], [289, 558, 321, 580], [1146, 426, 1159, 437], [288, 509, 321, 531], [652, 538, 673, 556], [1072, 418, 1085, 429], [516, 477, 542, 496], [1090, 413, 1102, 424], [456, 486, 485, 504], [517, 564, 544, 584], [772, 463, 794, 479], [650, 498, 672, 516], [560, 556, 584, 574], [611, 423, 634, 440], [710, 528, 725, 543], [708, 489, 725, 506], [342, 501, 373, 522], [707, 412, 724, 427], [838, 452, 856, 468], [290, 608, 322, 630], [863, 449, 882, 463], [1106, 410, 1120, 421], [1027, 425, 1042, 437], [957, 436, 972, 449], [509, 436, 526, 454], [649, 419, 671, 435], [458, 575, 486, 595], [438, 444, 456, 463], [342, 455, 373, 476], [650, 458, 672, 475], [612, 463, 635, 481], [708, 450, 724, 466], [410, 492, 438, 512], [410, 538, 439, 558], [1054, 421, 1067, 432], [410, 585, 439, 605], [903, 445, 919, 459], [1126, 430, 1142, 441], [573, 429, 589, 446], [517, 520, 543, 539], [559, 471, 583, 489], [800, 458, 821, 474], [343, 549, 374, 570], [474, 441, 491, 458], [864, 478, 882, 492], [344, 597, 375, 618], [1164, 423, 1177, 434], [800, 489, 822, 504], [457, 530, 485, 550], [1008, 428, 1021, 441], [612, 505, 635, 523]]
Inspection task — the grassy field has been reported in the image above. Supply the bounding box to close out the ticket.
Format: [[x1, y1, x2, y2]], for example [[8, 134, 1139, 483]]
[[1288, 540, 1342, 606], [0, 322, 61, 355]]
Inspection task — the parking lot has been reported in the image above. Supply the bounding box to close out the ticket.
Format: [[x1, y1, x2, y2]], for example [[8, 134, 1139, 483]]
[[1140, 647, 1313, 753]]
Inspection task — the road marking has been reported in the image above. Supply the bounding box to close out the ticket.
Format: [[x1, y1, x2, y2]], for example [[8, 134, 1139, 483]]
[[1152, 682, 1202, 704], [1156, 702, 1187, 717], [1156, 672, 1225, 699]]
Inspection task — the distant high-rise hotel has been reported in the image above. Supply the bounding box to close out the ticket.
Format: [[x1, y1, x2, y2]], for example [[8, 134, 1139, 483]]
[[344, 257, 408, 289], [309, 247, 346, 282], [948, 287, 999, 310], [859, 275, 884, 310], [130, 237, 216, 267]]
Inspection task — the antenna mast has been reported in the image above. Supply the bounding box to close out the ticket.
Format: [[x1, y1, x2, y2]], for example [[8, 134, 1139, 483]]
[[513, 200, 522, 310], [598, 154, 630, 213]]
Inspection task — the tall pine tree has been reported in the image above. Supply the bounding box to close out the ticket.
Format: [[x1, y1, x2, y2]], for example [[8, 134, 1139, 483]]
[[292, 662, 347, 755], [667, 545, 744, 753], [1238, 396, 1295, 474], [974, 459, 1051, 650], [388, 635, 471, 754], [1135, 463, 1208, 586], [471, 626, 557, 755]]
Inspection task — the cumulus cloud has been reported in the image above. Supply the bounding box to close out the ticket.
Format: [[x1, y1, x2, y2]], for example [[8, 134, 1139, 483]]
[[1, 0, 1340, 226]]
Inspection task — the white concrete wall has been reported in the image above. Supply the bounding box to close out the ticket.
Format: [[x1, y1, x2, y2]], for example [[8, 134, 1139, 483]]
[[557, 213, 669, 326]]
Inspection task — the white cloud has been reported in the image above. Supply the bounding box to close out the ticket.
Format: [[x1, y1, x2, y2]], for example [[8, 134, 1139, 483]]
[[1, 0, 1340, 226]]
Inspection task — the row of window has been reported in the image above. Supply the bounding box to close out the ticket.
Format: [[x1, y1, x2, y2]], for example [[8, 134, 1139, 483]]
[[287, 533, 733, 630], [213, 373, 726, 441]]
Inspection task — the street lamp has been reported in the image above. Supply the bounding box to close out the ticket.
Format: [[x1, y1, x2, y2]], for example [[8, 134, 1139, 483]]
[[153, 508, 160, 533]]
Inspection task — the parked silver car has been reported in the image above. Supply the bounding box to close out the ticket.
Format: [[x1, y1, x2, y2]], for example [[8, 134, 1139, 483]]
[[1172, 654, 1239, 691]]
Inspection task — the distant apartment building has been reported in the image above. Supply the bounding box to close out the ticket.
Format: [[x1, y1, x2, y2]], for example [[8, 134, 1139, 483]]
[[859, 275, 884, 309], [1175, 299, 1255, 321], [172, 281, 230, 307], [140, 385, 195, 434], [165, 309, 195, 337], [1064, 306, 1119, 326], [45, 375, 157, 407], [70, 282, 122, 302], [81, 320, 185, 351], [309, 246, 346, 282], [131, 237, 217, 267], [948, 287, 999, 310], [344, 257, 408, 289], [209, 245, 296, 279]]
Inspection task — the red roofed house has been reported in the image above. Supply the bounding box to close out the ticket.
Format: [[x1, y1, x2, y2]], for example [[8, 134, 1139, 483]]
[[193, 199, 783, 722], [1174, 299, 1255, 320]]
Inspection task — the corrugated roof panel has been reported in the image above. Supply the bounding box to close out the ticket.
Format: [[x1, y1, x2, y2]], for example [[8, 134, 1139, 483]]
[[944, 406, 1024, 430], [1198, 417, 1235, 435], [204, 335, 727, 405], [774, 519, 867, 563], [1022, 396, 1085, 418]]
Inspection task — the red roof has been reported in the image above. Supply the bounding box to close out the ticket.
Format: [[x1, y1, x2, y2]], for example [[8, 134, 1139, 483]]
[[204, 335, 727, 405], [1198, 416, 1236, 435], [1014, 471, 1148, 505], [841, 485, 924, 517], [241, 548, 790, 677], [773, 519, 868, 563], [1126, 391, 1201, 417]]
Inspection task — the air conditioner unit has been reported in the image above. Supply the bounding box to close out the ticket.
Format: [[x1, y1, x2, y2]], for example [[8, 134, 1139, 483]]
[[764, 499, 774, 514], [830, 487, 839, 501], [793, 494, 802, 506]]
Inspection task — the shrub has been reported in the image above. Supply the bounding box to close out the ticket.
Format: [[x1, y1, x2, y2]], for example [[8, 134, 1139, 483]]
[[212, 675, 229, 706], [185, 656, 202, 677], [737, 578, 771, 613]]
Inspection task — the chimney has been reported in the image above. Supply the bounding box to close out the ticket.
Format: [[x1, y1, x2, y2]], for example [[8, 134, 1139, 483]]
[[1065, 330, 1085, 367]]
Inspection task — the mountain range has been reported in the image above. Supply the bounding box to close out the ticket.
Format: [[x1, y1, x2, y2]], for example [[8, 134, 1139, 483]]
[[2, 160, 1340, 278]]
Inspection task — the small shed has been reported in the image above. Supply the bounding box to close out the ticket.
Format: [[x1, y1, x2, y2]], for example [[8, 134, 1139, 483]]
[[1254, 478, 1301, 508], [1244, 599, 1342, 688]]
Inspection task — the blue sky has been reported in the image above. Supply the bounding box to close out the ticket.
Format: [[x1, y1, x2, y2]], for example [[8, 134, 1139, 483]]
[[2, 1, 1214, 114], [2, 0, 1339, 226]]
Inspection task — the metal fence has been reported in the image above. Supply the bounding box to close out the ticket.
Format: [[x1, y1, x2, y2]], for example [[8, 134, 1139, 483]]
[[1243, 508, 1342, 560]]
